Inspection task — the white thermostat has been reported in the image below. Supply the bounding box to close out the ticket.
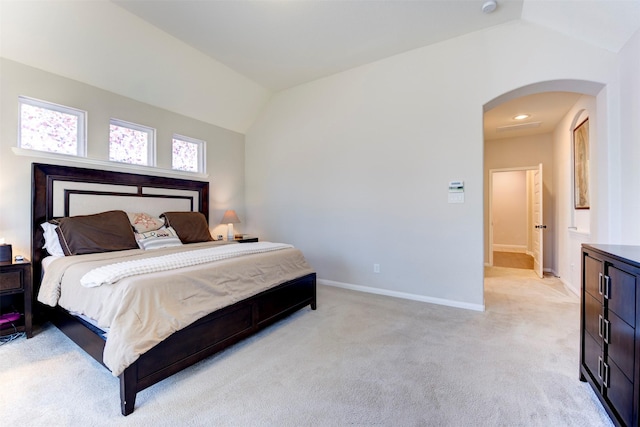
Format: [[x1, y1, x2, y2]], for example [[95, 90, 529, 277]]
[[448, 180, 464, 203], [449, 181, 464, 192]]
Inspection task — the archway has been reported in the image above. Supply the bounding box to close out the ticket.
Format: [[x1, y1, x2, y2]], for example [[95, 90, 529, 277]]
[[483, 79, 605, 296]]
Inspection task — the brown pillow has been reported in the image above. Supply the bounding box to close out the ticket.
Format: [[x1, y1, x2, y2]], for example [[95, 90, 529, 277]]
[[55, 210, 138, 256], [160, 211, 213, 244]]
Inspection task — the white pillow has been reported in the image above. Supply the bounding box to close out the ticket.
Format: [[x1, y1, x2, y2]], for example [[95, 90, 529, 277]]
[[41, 222, 65, 257], [135, 226, 183, 250]]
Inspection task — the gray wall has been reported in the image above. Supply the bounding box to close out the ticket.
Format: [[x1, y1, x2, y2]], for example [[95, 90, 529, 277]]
[[245, 21, 620, 310]]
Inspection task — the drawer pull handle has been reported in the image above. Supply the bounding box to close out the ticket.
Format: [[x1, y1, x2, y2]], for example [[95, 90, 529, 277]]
[[599, 273, 604, 295], [598, 315, 604, 338], [603, 275, 611, 299], [598, 273, 603, 295], [598, 356, 603, 380], [603, 319, 610, 344]]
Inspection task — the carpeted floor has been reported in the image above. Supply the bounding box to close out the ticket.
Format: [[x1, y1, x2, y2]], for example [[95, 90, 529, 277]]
[[0, 268, 613, 426], [493, 251, 534, 270]]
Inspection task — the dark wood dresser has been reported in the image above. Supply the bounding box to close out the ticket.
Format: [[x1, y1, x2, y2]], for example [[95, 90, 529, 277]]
[[581, 244, 640, 426]]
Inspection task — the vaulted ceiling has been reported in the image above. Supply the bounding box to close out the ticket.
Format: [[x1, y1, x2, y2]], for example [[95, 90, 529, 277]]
[[112, 0, 640, 138], [113, 0, 640, 91]]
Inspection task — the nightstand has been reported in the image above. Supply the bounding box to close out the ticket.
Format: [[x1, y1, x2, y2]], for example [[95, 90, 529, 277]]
[[235, 236, 259, 243], [0, 259, 32, 338]]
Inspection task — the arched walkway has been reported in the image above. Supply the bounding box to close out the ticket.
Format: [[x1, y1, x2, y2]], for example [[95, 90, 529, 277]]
[[483, 79, 606, 298]]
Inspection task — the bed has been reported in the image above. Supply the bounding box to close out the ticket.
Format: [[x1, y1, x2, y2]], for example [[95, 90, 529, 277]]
[[31, 163, 316, 415]]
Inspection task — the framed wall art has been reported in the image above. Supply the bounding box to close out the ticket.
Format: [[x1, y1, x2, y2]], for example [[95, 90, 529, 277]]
[[573, 118, 590, 209]]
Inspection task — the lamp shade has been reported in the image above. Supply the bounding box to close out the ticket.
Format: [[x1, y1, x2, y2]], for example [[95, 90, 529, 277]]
[[220, 210, 241, 224]]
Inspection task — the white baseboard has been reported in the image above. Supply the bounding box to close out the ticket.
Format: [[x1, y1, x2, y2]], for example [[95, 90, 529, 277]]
[[558, 276, 580, 297], [542, 268, 580, 297], [318, 279, 485, 312], [493, 244, 528, 253]]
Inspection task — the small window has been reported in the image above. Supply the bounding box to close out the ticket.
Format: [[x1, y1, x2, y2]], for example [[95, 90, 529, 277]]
[[18, 96, 87, 156], [172, 134, 206, 173], [109, 119, 156, 166]]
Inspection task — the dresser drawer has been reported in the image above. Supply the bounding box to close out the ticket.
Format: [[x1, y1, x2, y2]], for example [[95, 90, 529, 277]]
[[608, 265, 636, 327], [584, 292, 603, 342], [0, 270, 23, 292], [584, 254, 603, 302]]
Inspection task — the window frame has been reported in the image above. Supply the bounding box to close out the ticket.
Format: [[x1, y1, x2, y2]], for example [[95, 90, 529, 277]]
[[109, 118, 156, 167], [18, 96, 87, 157], [172, 133, 206, 174]]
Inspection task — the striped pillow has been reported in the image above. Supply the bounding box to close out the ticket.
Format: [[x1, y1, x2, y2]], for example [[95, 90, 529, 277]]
[[135, 227, 182, 250]]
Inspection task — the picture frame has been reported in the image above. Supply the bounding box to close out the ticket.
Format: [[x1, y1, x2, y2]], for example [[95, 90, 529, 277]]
[[573, 118, 590, 209]]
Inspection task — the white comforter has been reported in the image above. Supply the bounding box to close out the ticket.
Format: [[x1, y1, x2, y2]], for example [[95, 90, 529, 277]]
[[38, 242, 314, 376]]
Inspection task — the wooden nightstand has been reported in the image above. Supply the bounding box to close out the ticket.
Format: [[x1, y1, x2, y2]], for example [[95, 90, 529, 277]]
[[0, 259, 32, 338]]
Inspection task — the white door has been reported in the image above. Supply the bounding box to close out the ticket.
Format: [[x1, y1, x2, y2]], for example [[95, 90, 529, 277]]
[[532, 163, 544, 278]]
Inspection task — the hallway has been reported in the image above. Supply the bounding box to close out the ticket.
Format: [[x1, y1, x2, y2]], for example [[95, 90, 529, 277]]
[[492, 251, 534, 270]]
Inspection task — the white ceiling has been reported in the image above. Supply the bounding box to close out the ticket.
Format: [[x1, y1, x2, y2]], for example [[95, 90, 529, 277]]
[[483, 92, 583, 141], [113, 0, 525, 91], [112, 0, 640, 138]]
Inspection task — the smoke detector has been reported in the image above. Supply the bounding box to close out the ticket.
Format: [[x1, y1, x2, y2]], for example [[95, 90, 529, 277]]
[[482, 1, 497, 14]]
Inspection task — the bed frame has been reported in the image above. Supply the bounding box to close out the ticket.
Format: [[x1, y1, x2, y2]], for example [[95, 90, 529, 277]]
[[31, 163, 316, 415]]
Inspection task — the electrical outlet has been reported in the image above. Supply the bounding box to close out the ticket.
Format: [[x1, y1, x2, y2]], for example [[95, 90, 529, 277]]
[[373, 263, 380, 273]]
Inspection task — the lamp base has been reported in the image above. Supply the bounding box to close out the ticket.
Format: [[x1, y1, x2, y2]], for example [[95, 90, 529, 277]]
[[227, 223, 234, 241]]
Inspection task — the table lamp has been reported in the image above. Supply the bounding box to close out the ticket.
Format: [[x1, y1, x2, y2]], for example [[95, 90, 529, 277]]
[[220, 210, 241, 241]]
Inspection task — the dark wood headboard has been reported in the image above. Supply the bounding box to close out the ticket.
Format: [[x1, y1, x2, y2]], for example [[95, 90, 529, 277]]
[[31, 163, 209, 296]]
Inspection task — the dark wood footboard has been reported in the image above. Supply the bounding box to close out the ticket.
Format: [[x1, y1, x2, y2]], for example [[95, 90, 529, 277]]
[[51, 273, 316, 415], [120, 272, 316, 415]]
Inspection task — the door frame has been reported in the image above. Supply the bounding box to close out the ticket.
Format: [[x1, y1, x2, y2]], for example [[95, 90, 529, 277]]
[[488, 165, 540, 267], [533, 163, 544, 278]]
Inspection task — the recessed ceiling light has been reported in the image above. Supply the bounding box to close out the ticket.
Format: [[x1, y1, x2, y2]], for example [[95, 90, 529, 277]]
[[513, 114, 530, 120]]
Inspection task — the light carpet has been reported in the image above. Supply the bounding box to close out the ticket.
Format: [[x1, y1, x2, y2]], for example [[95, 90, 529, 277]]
[[0, 267, 613, 426], [493, 251, 534, 270]]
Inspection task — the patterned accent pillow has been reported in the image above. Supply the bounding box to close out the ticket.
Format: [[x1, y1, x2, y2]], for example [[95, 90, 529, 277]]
[[127, 212, 164, 233], [135, 226, 183, 250]]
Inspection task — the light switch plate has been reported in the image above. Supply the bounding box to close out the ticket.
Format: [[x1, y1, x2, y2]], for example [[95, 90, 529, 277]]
[[448, 193, 464, 203]]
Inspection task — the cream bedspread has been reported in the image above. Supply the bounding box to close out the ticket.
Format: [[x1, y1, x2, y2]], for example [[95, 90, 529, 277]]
[[38, 241, 314, 376]]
